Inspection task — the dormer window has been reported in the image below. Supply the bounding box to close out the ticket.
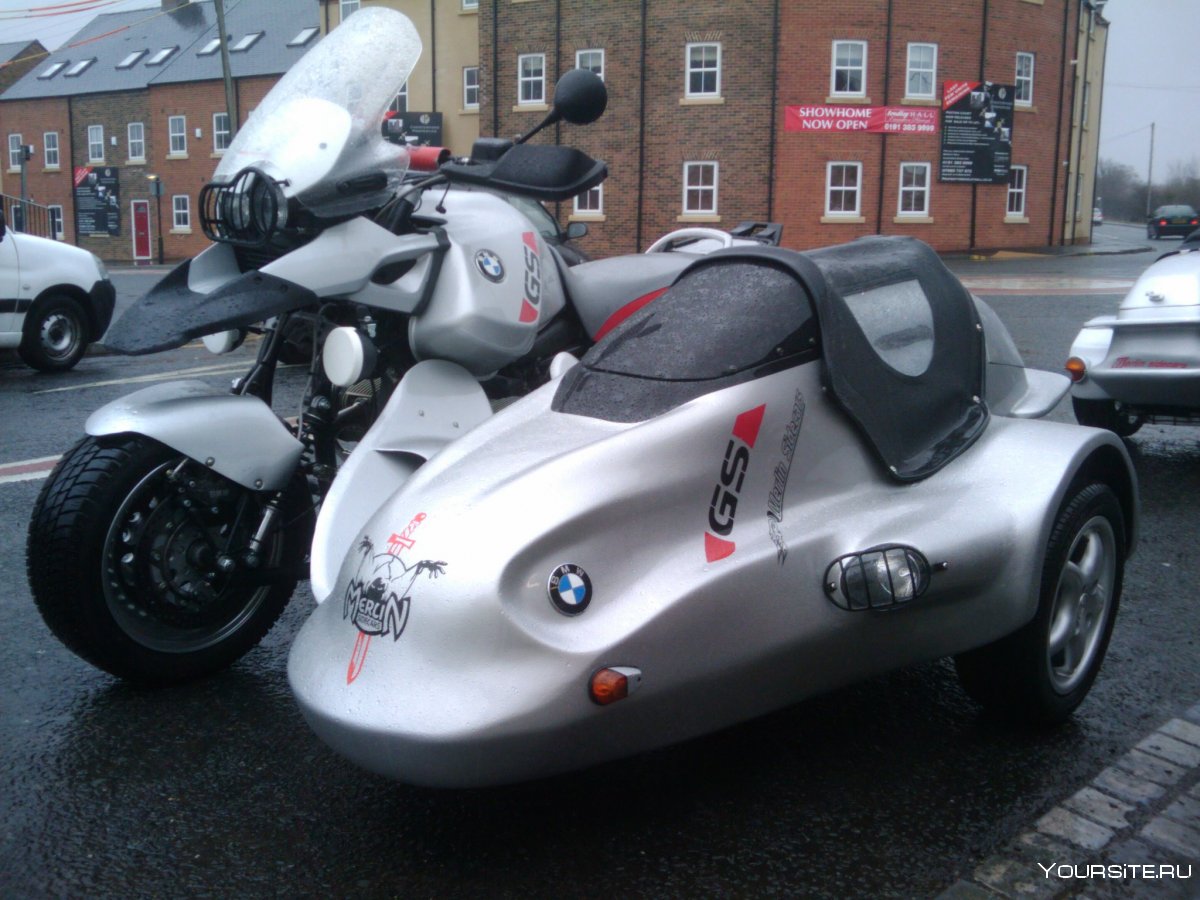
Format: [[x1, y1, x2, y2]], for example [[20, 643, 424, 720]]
[[146, 46, 178, 66], [198, 38, 221, 56], [287, 27, 318, 47], [38, 61, 67, 79], [117, 50, 147, 69], [230, 32, 263, 52], [64, 58, 96, 77]]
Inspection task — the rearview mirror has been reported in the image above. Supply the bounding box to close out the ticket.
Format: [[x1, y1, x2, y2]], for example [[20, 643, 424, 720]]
[[552, 69, 607, 126], [566, 221, 589, 240]]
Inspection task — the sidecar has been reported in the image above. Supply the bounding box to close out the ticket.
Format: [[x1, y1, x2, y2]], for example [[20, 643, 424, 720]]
[[289, 236, 1137, 787], [1067, 243, 1200, 434]]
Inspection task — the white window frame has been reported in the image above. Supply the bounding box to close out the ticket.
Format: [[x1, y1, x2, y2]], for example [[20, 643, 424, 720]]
[[389, 82, 408, 115], [38, 61, 67, 80], [230, 32, 263, 53], [573, 183, 603, 216], [198, 38, 221, 56], [339, 0, 360, 21], [48, 205, 64, 240], [1007, 165, 1028, 216], [831, 40, 867, 97], [213, 112, 231, 152], [117, 49, 146, 69], [8, 133, 22, 169], [518, 53, 546, 106], [825, 161, 862, 216], [576, 48, 604, 81], [905, 43, 937, 100], [64, 57, 96, 77], [87, 125, 104, 163], [682, 161, 718, 215], [172, 194, 191, 230], [287, 27, 318, 48], [462, 0, 479, 9], [127, 122, 145, 161], [146, 47, 177, 66], [685, 42, 721, 98], [463, 66, 480, 109], [43, 132, 59, 168], [897, 162, 931, 217], [1015, 52, 1034, 106], [168, 115, 187, 155]]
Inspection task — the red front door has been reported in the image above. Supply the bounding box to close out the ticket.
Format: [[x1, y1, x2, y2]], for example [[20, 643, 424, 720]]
[[132, 200, 151, 260]]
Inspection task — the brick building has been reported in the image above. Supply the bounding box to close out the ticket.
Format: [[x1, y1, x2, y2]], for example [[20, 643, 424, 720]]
[[480, 0, 1108, 256], [0, 39, 49, 202], [0, 0, 319, 262]]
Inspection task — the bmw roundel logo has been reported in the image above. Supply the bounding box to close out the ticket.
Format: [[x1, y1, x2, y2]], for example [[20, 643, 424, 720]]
[[548, 564, 592, 616], [475, 249, 505, 283]]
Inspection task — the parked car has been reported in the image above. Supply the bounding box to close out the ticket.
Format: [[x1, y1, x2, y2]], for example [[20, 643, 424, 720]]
[[1093, 207, 1103, 226], [1147, 204, 1199, 239], [1067, 241, 1200, 433], [0, 210, 114, 372]]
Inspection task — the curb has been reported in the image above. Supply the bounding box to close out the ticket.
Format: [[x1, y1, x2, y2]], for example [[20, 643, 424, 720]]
[[940, 704, 1200, 898]]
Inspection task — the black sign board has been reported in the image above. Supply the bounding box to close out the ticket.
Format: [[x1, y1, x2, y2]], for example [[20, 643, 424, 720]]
[[391, 111, 443, 147], [939, 81, 1015, 184], [73, 166, 121, 236]]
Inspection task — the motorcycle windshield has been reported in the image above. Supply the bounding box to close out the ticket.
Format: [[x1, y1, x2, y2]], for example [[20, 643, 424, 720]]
[[213, 7, 421, 217]]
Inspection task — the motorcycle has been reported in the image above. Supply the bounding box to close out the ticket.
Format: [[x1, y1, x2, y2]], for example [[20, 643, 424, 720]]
[[26, 8, 775, 683]]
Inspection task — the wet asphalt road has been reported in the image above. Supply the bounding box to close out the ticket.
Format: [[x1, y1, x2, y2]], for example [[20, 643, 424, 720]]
[[1, 225, 1197, 898]]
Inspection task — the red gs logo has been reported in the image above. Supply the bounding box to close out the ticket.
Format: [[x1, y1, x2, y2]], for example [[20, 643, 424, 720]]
[[519, 231, 541, 324], [704, 404, 765, 563]]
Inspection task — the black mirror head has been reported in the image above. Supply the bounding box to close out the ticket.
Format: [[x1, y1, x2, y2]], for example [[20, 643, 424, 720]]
[[552, 69, 607, 126]]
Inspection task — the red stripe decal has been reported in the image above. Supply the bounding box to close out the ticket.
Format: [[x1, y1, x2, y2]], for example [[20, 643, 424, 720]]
[[593, 287, 668, 341], [519, 299, 539, 323], [704, 532, 736, 563], [522, 231, 539, 254], [347, 633, 371, 684], [732, 404, 766, 449]]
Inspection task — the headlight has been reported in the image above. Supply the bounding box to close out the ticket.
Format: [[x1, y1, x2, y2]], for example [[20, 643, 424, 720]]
[[824, 545, 933, 611], [200, 166, 287, 246]]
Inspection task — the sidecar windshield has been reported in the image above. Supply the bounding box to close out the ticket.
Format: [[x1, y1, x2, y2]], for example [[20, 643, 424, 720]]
[[213, 7, 420, 217]]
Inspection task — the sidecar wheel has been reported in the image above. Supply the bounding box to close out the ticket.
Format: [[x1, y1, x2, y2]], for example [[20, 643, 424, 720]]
[[27, 434, 308, 684], [955, 482, 1124, 725], [1071, 398, 1143, 437]]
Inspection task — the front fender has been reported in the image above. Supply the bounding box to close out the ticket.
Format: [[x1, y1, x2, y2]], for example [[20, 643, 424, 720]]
[[85, 380, 304, 491]]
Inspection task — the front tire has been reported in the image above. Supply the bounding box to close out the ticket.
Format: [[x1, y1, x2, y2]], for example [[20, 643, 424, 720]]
[[27, 434, 308, 684], [20, 293, 88, 372], [955, 483, 1124, 725], [1072, 397, 1143, 437]]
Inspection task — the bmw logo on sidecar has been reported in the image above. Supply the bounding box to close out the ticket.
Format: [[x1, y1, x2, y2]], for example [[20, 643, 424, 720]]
[[475, 249, 505, 282]]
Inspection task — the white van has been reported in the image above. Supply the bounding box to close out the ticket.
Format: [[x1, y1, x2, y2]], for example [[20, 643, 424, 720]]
[[0, 209, 115, 372]]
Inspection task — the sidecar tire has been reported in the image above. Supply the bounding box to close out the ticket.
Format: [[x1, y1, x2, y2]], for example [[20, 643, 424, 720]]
[[19, 293, 89, 372], [27, 434, 307, 684], [1071, 398, 1143, 437], [955, 482, 1124, 725]]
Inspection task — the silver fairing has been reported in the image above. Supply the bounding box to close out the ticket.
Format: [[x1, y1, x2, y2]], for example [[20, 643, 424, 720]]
[[289, 358, 1126, 787]]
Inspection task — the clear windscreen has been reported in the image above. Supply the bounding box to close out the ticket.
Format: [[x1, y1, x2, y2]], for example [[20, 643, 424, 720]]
[[213, 7, 422, 217]]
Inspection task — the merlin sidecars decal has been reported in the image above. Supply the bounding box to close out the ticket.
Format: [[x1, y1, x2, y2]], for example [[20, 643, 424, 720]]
[[519, 231, 541, 324], [343, 512, 446, 684], [705, 404, 766, 563], [767, 391, 805, 566]]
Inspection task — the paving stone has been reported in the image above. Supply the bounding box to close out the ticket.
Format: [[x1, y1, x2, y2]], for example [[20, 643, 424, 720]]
[[1063, 786, 1135, 831], [1136, 732, 1200, 768], [1159, 718, 1200, 749], [1161, 793, 1200, 829], [1183, 702, 1200, 727], [974, 855, 1063, 898], [1113, 749, 1188, 787], [1140, 815, 1200, 858], [936, 879, 1001, 900], [1092, 767, 1166, 806], [1016, 831, 1081, 858], [1037, 806, 1115, 851]]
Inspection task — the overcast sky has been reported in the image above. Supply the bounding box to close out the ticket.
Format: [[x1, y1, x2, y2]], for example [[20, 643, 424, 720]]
[[2, 0, 1197, 181]]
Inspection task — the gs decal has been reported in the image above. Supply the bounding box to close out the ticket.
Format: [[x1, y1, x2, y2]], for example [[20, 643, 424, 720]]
[[704, 404, 766, 563]]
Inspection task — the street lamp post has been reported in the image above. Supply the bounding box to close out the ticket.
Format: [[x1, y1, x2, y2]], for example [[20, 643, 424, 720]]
[[148, 174, 164, 264]]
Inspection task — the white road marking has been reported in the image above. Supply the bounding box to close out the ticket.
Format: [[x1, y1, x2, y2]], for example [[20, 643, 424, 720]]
[[33, 362, 250, 395], [0, 454, 60, 485], [960, 275, 1136, 296]]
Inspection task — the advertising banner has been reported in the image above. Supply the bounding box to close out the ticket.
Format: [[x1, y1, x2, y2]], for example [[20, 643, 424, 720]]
[[388, 111, 443, 146], [785, 105, 938, 135], [73, 166, 121, 236], [938, 81, 1014, 183]]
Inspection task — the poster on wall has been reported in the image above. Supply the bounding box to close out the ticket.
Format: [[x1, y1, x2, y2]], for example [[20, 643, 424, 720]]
[[384, 111, 443, 146], [939, 81, 1014, 183], [73, 166, 121, 236]]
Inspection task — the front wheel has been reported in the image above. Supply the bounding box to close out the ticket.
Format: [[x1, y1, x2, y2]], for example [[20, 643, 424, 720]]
[[27, 434, 309, 684], [1072, 397, 1143, 437], [20, 293, 88, 372], [955, 482, 1125, 725]]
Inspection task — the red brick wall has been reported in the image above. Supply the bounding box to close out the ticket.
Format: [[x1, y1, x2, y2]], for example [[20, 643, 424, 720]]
[[1, 97, 72, 239]]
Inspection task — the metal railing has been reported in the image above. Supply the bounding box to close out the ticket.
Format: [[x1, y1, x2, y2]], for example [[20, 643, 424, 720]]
[[0, 193, 56, 239]]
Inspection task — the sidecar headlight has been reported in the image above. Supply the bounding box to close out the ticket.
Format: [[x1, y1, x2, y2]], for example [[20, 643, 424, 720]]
[[824, 545, 932, 611], [201, 166, 287, 246]]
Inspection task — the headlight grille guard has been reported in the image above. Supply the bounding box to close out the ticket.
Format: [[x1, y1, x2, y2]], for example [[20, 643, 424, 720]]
[[199, 166, 289, 248]]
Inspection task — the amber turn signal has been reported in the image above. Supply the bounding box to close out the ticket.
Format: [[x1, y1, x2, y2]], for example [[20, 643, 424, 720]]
[[589, 666, 643, 705], [1065, 357, 1087, 383]]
